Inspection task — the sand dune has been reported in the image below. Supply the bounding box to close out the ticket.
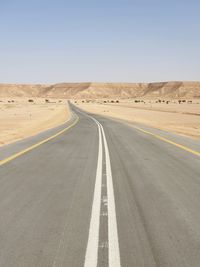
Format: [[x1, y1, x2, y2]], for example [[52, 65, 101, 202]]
[[0, 81, 200, 99]]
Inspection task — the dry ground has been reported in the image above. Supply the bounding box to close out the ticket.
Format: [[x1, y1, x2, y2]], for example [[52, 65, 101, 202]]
[[0, 98, 69, 146], [1, 81, 200, 99], [76, 99, 200, 139]]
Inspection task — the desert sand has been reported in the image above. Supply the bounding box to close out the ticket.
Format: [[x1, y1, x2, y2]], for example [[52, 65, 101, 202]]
[[0, 81, 199, 144], [77, 100, 200, 139], [0, 98, 69, 146]]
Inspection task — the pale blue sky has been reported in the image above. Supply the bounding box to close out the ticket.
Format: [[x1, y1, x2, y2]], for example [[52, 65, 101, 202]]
[[0, 0, 199, 83]]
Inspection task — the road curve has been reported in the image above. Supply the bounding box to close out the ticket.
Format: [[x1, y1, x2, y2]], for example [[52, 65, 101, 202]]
[[0, 104, 200, 267]]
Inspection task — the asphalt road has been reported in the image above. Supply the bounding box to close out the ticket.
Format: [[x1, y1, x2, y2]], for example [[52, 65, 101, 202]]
[[0, 104, 200, 267]]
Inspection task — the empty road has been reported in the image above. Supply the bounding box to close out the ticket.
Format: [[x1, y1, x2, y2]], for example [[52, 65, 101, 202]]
[[0, 104, 200, 267]]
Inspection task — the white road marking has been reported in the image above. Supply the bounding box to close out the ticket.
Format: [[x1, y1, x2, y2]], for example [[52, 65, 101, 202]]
[[81, 109, 121, 267], [84, 122, 103, 267], [99, 123, 121, 267], [101, 211, 108, 217], [99, 241, 109, 249]]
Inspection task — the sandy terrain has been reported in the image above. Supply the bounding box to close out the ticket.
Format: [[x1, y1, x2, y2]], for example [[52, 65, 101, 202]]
[[0, 98, 69, 146], [76, 100, 200, 139], [1, 81, 200, 99], [0, 81, 199, 143]]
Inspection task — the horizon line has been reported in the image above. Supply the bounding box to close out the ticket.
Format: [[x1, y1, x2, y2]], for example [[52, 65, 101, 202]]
[[0, 80, 200, 85]]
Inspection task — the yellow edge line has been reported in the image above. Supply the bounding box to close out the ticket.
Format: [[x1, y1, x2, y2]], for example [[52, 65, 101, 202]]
[[0, 115, 79, 166], [133, 126, 200, 157]]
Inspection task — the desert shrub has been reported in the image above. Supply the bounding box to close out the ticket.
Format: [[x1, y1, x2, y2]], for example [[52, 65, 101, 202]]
[[116, 100, 119, 103], [45, 99, 49, 103], [82, 100, 85, 103], [111, 100, 114, 103], [28, 99, 34, 103]]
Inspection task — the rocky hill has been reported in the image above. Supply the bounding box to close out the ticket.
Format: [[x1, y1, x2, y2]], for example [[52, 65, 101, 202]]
[[0, 81, 200, 99]]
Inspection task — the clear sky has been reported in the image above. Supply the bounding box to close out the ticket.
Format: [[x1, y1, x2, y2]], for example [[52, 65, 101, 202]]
[[0, 0, 199, 83]]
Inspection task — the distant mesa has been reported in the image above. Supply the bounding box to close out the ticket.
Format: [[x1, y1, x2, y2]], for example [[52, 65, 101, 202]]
[[0, 81, 200, 99]]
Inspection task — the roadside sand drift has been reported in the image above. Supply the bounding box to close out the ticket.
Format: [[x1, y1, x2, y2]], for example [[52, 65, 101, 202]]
[[0, 99, 69, 146], [77, 100, 200, 139]]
